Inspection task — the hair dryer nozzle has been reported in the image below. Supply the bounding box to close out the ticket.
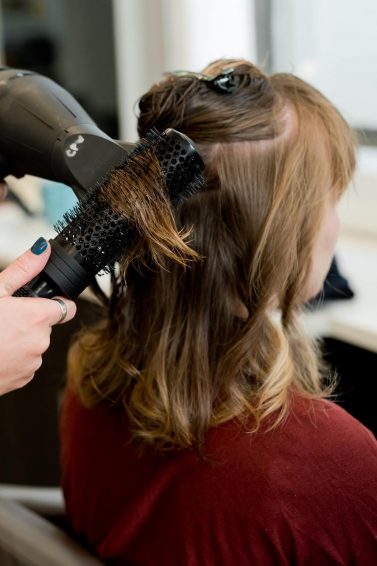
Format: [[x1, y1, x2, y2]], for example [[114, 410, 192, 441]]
[[0, 68, 127, 193]]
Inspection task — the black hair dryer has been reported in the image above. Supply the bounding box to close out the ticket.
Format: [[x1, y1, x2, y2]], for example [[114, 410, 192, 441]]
[[0, 67, 127, 198]]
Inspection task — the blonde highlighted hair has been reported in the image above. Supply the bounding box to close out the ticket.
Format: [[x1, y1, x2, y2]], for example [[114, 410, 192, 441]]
[[68, 59, 356, 450]]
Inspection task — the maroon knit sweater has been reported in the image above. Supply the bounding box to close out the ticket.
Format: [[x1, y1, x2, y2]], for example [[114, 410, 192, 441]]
[[61, 390, 377, 565]]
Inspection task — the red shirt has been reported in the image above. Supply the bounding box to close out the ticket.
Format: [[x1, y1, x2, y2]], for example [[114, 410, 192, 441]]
[[60, 391, 377, 565]]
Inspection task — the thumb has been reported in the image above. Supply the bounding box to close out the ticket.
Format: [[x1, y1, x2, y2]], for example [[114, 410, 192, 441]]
[[0, 237, 51, 297]]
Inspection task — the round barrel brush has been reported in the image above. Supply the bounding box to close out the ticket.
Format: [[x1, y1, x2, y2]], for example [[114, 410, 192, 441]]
[[14, 128, 204, 299]]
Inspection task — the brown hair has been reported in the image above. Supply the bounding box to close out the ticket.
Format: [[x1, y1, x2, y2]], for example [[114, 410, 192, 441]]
[[68, 59, 356, 450]]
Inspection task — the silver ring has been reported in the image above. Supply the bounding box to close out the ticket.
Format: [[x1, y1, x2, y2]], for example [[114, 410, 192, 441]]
[[52, 298, 68, 324]]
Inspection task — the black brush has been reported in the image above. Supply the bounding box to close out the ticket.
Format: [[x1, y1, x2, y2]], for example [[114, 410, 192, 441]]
[[13, 129, 204, 300]]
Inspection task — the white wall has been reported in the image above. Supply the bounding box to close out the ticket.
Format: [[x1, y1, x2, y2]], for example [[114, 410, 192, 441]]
[[113, 0, 256, 141], [271, 0, 377, 240], [340, 147, 377, 239], [272, 0, 377, 130]]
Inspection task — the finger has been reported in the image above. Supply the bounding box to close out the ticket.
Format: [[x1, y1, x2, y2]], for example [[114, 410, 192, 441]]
[[50, 296, 77, 326], [0, 238, 51, 297]]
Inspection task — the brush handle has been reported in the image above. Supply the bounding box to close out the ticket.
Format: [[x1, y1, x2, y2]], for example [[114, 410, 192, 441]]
[[14, 243, 143, 300], [13, 240, 104, 299], [14, 217, 137, 299], [13, 185, 139, 298]]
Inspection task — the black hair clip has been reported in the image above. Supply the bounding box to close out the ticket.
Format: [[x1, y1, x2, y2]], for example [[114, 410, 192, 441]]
[[165, 68, 240, 95]]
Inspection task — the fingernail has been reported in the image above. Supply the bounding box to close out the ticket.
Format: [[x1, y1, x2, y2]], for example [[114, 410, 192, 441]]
[[31, 237, 48, 255]]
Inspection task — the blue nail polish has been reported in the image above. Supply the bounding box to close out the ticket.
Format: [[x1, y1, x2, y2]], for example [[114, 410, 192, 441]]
[[31, 237, 48, 255]]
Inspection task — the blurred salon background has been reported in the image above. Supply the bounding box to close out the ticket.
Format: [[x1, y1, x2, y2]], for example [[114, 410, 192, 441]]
[[0, 0, 376, 487]]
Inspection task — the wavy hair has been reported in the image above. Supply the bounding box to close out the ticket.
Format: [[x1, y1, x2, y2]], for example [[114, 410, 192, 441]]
[[68, 59, 356, 450]]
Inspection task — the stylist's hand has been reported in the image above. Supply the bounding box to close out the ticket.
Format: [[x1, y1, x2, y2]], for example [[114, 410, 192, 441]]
[[0, 237, 76, 395]]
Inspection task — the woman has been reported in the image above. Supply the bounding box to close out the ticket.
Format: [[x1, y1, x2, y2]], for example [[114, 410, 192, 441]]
[[61, 60, 377, 564]]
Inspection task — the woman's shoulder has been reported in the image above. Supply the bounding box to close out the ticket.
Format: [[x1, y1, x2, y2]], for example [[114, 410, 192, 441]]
[[204, 393, 376, 460], [198, 396, 377, 556], [200, 394, 377, 507], [286, 394, 377, 456]]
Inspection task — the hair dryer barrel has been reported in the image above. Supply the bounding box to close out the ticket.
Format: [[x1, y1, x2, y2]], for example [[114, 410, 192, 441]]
[[0, 68, 126, 190]]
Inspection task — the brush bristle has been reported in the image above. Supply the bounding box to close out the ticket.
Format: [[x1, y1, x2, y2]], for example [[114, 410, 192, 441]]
[[55, 190, 136, 274], [115, 127, 205, 208], [54, 128, 205, 274], [153, 129, 205, 206]]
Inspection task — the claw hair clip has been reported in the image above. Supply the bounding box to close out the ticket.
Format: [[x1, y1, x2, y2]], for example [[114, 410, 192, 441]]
[[165, 68, 241, 94]]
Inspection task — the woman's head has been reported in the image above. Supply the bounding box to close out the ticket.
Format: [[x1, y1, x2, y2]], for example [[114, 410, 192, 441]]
[[69, 59, 356, 449], [138, 59, 355, 313]]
